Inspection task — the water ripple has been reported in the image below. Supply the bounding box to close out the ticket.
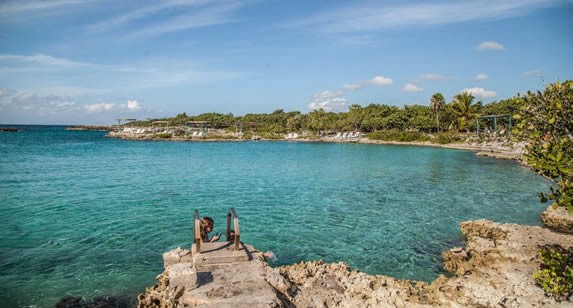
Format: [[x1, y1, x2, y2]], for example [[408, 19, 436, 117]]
[[0, 127, 552, 307]]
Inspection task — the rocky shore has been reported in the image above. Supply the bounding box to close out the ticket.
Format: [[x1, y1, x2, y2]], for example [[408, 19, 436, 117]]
[[107, 128, 523, 161], [138, 207, 573, 307], [66, 125, 114, 131]]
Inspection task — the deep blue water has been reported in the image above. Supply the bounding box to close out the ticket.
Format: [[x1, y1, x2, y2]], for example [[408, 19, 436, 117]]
[[0, 125, 551, 307]]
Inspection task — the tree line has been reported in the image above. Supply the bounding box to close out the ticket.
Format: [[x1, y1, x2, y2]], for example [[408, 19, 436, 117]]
[[136, 93, 522, 134]]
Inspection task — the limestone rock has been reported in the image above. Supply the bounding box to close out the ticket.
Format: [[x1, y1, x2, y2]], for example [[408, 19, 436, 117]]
[[167, 263, 198, 290], [163, 247, 193, 268], [139, 221, 573, 307], [541, 204, 573, 234]]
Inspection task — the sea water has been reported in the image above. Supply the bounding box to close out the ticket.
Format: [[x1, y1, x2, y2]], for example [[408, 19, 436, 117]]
[[0, 126, 552, 307]]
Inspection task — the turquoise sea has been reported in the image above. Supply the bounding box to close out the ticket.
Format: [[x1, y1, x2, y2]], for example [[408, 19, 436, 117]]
[[0, 126, 551, 307]]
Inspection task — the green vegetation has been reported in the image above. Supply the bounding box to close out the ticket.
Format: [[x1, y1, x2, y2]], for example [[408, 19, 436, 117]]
[[368, 130, 430, 142], [430, 93, 446, 132], [514, 81, 573, 212], [533, 245, 573, 301], [134, 94, 517, 137], [154, 133, 172, 139], [433, 132, 464, 144], [452, 92, 482, 132]]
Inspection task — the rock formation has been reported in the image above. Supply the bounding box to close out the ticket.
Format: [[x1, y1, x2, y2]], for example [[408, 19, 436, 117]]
[[138, 218, 573, 307], [541, 205, 573, 235]]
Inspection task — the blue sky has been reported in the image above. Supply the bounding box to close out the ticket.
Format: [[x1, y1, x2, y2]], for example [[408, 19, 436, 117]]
[[0, 0, 572, 125]]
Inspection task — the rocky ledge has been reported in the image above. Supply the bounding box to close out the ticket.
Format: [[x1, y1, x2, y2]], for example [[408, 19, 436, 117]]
[[139, 217, 573, 307], [66, 125, 113, 131], [542, 205, 573, 235]]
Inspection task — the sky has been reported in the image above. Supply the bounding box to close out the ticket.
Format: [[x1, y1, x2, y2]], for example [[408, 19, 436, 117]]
[[0, 0, 572, 125]]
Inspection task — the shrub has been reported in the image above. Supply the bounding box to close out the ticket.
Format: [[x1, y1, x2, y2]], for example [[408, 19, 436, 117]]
[[154, 133, 172, 139], [433, 132, 463, 144], [514, 81, 573, 212], [533, 245, 573, 301], [368, 130, 430, 142]]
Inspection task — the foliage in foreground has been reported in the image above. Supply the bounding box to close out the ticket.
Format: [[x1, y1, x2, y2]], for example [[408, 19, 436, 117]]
[[514, 80, 573, 212], [533, 245, 573, 301]]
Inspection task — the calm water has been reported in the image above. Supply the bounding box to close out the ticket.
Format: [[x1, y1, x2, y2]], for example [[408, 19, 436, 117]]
[[0, 126, 551, 307]]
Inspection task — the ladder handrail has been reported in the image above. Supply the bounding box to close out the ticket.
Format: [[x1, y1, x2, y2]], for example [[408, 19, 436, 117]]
[[227, 208, 241, 251], [194, 210, 201, 253], [194, 208, 241, 253]]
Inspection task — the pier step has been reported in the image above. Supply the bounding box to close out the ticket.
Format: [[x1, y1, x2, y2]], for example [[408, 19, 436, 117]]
[[182, 255, 281, 307], [191, 241, 254, 265]]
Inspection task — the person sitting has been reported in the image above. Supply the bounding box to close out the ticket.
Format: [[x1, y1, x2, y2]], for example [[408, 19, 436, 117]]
[[200, 216, 220, 243]]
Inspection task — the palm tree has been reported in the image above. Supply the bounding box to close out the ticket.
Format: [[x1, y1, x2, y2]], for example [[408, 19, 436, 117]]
[[430, 93, 445, 132], [452, 92, 481, 132]]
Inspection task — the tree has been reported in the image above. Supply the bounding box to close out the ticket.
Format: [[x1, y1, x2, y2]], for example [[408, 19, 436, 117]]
[[514, 80, 573, 212], [452, 92, 481, 132], [430, 93, 446, 132]]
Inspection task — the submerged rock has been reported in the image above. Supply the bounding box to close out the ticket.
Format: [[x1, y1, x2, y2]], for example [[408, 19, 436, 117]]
[[56, 295, 129, 308], [139, 221, 573, 307]]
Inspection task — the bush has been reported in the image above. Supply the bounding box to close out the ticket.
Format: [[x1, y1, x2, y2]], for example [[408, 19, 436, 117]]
[[257, 132, 284, 140], [433, 132, 464, 144], [154, 133, 172, 139], [368, 130, 430, 142], [514, 80, 573, 212], [533, 245, 573, 301]]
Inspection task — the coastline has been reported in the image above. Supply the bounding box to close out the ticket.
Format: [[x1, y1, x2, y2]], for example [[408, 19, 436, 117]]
[[129, 131, 573, 307], [102, 128, 573, 306], [105, 129, 524, 161], [139, 216, 573, 307]]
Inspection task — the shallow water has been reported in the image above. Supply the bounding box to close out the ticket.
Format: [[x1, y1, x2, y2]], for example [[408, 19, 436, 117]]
[[0, 126, 551, 307]]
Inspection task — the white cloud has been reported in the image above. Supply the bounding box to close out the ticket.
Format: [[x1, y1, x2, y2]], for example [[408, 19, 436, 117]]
[[478, 41, 505, 50], [0, 88, 143, 114], [308, 90, 347, 112], [343, 83, 362, 90], [369, 75, 393, 85], [0, 88, 160, 124], [0, 0, 91, 16], [84, 103, 115, 113], [340, 75, 392, 91], [288, 0, 564, 33], [402, 83, 424, 93], [311, 74, 393, 110], [475, 73, 489, 81], [127, 100, 141, 111], [0, 53, 94, 68], [0, 53, 240, 93], [420, 73, 447, 81], [461, 87, 497, 99], [87, 0, 212, 32], [124, 2, 242, 40]]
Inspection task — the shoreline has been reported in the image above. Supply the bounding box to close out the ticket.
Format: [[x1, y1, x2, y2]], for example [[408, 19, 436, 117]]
[[139, 213, 573, 306], [105, 130, 524, 161]]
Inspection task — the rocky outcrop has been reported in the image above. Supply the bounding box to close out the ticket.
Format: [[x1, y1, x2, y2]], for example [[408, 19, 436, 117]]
[[542, 205, 573, 234], [139, 220, 573, 307], [270, 220, 573, 307], [138, 248, 283, 307], [66, 125, 113, 131]]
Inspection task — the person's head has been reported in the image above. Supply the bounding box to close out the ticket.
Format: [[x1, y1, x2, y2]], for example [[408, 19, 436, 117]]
[[201, 217, 214, 233]]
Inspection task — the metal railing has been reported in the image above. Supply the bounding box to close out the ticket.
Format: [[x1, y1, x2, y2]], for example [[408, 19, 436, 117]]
[[193, 208, 241, 254], [194, 210, 202, 253], [226, 208, 241, 251]]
